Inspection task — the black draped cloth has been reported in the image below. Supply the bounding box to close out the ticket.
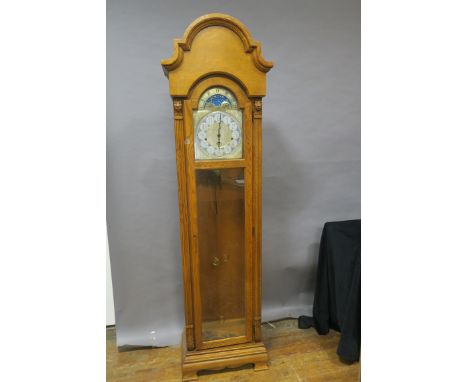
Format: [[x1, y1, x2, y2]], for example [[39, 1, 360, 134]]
[[299, 220, 361, 362]]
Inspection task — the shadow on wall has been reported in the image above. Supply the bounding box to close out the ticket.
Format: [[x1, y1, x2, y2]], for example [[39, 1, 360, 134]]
[[262, 121, 321, 312]]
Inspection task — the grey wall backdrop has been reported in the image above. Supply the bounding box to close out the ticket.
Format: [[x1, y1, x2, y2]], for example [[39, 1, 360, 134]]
[[107, 0, 360, 347]]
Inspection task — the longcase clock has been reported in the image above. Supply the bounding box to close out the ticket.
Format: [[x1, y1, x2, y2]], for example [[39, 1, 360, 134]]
[[161, 13, 273, 381]]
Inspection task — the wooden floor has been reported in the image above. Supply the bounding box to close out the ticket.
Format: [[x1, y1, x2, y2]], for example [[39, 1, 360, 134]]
[[107, 319, 359, 382]]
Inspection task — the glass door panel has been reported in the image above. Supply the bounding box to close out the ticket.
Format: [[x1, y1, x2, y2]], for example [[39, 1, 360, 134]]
[[195, 168, 246, 342]]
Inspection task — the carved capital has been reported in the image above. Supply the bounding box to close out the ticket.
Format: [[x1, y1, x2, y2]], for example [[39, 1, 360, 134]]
[[253, 98, 262, 119], [173, 98, 183, 119], [254, 99, 262, 112]]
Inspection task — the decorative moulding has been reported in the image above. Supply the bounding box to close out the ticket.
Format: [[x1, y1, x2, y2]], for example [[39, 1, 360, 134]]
[[161, 13, 273, 76]]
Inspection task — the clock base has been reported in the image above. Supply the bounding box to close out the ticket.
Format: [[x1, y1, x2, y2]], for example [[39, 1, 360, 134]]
[[181, 340, 269, 381]]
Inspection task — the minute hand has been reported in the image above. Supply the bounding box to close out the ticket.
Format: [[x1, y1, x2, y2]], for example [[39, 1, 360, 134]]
[[217, 113, 222, 148]]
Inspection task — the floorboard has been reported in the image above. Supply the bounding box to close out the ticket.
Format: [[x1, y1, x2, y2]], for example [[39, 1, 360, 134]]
[[107, 319, 359, 381]]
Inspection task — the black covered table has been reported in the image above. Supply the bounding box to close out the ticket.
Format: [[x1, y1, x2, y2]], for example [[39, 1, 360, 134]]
[[299, 220, 361, 362]]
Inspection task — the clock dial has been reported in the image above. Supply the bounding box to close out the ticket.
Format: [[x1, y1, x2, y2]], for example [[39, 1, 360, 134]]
[[195, 111, 242, 159]]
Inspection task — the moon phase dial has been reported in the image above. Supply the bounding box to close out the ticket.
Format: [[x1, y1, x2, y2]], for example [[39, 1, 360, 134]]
[[198, 87, 238, 110]]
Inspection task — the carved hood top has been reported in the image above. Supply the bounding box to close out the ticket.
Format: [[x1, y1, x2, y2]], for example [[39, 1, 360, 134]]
[[161, 13, 273, 98]]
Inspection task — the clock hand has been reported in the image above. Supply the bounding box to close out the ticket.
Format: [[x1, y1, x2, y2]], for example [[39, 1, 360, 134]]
[[217, 112, 222, 148]]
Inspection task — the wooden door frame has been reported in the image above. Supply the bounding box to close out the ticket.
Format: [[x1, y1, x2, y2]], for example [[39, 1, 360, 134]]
[[183, 75, 254, 350]]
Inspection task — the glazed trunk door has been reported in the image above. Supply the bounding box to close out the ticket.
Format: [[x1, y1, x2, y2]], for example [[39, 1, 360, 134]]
[[184, 97, 253, 350]]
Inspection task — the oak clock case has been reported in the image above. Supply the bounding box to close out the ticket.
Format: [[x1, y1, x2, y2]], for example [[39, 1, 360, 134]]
[[161, 13, 273, 381]]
